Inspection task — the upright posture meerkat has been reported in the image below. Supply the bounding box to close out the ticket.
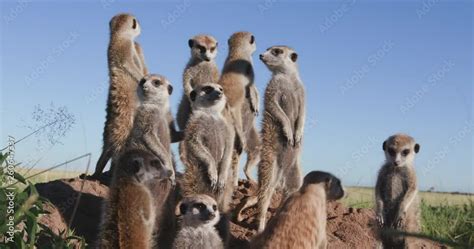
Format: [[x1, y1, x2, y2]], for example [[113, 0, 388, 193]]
[[93, 13, 149, 177], [251, 171, 345, 249], [375, 134, 421, 248], [248, 45, 306, 232], [124, 74, 181, 180], [179, 83, 235, 212], [98, 149, 174, 249], [176, 34, 219, 130], [218, 31, 258, 187], [173, 195, 224, 249]]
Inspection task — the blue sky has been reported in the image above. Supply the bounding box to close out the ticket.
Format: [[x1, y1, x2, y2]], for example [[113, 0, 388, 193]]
[[1, 0, 472, 192]]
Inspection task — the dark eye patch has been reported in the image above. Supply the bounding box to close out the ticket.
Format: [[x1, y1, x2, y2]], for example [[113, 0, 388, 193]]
[[388, 148, 396, 157], [197, 45, 206, 53], [202, 86, 214, 94], [193, 203, 206, 211], [272, 48, 283, 56], [212, 204, 217, 211], [402, 149, 410, 156], [153, 80, 161, 86]]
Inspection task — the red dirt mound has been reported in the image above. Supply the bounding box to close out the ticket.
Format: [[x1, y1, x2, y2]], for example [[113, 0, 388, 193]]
[[35, 175, 444, 248]]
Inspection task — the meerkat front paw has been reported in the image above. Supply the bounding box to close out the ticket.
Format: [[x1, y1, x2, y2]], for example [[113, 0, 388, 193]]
[[376, 215, 384, 227], [217, 177, 226, 195], [283, 126, 294, 146], [294, 131, 303, 147], [208, 170, 218, 191]]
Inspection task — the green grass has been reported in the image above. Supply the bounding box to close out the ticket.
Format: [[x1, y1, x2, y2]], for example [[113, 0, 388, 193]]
[[342, 187, 474, 247]]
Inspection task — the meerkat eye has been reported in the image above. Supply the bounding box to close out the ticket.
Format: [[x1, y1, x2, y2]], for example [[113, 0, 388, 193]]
[[153, 80, 161, 86], [202, 86, 214, 94], [197, 45, 206, 53], [272, 48, 282, 56], [212, 204, 217, 211], [132, 19, 137, 29], [402, 149, 410, 156], [388, 148, 396, 157], [194, 203, 206, 210]]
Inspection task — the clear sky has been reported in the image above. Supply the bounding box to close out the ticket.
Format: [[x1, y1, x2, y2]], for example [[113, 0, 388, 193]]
[[1, 0, 472, 192]]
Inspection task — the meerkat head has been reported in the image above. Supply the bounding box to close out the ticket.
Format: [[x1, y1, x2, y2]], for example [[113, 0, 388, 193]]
[[189, 83, 226, 113], [116, 149, 174, 183], [260, 46, 298, 73], [175, 195, 220, 228], [302, 171, 345, 201], [188, 35, 218, 62], [109, 13, 141, 38], [383, 134, 420, 167], [227, 31, 256, 55], [137, 74, 173, 104]]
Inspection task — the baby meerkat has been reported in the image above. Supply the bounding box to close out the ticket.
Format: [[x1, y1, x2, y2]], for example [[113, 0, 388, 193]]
[[179, 83, 235, 213], [93, 13, 149, 177], [375, 134, 421, 248], [124, 74, 181, 180], [98, 149, 174, 249], [251, 171, 344, 249], [241, 46, 305, 231], [177, 34, 220, 130], [173, 195, 224, 249]]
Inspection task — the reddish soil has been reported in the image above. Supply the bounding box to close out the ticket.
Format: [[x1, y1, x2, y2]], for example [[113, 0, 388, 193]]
[[35, 174, 444, 248]]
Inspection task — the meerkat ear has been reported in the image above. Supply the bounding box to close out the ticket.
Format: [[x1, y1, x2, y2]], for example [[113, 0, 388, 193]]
[[216, 42, 219, 47], [168, 85, 173, 95], [190, 90, 197, 101], [383, 141, 387, 151], [250, 35, 255, 44], [132, 18, 137, 29], [414, 143, 420, 153], [175, 201, 186, 216], [290, 52, 298, 62], [188, 39, 194, 48]]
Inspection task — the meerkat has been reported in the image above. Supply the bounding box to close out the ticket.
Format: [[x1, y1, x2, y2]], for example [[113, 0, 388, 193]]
[[173, 195, 224, 249], [123, 74, 182, 180], [93, 13, 149, 177], [179, 83, 235, 213], [176, 34, 220, 130], [242, 83, 261, 182], [98, 149, 174, 249], [375, 134, 421, 249], [251, 171, 344, 249], [218, 31, 258, 188], [237, 46, 306, 231]]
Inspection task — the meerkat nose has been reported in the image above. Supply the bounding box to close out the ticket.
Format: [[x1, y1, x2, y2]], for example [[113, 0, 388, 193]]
[[259, 54, 264, 60], [208, 212, 216, 219]]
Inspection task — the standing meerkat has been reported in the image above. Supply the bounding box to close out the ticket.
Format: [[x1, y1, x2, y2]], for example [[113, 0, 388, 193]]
[[176, 34, 220, 130], [241, 46, 306, 231], [251, 171, 345, 249], [124, 74, 182, 179], [218, 31, 258, 187], [179, 83, 235, 213], [173, 195, 224, 249], [98, 149, 174, 249], [375, 134, 421, 249], [93, 13, 149, 177]]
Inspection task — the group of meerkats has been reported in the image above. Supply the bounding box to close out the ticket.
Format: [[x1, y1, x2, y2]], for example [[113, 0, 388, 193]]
[[91, 13, 422, 249]]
